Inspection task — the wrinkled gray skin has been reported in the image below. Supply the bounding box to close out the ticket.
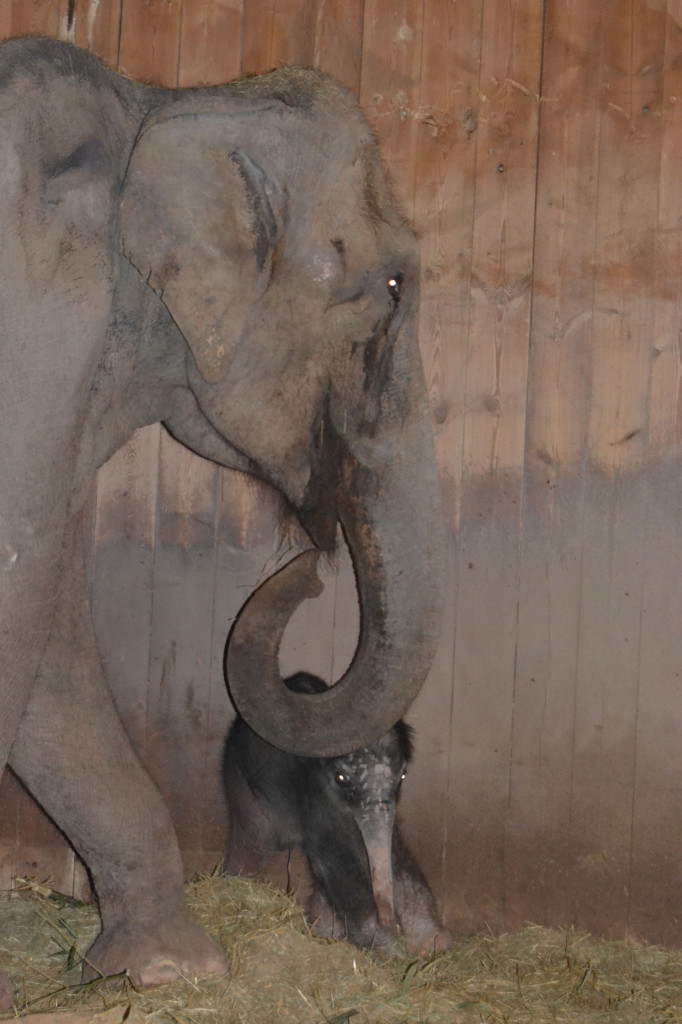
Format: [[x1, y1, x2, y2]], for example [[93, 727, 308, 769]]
[[224, 671, 451, 957], [0, 37, 443, 1007]]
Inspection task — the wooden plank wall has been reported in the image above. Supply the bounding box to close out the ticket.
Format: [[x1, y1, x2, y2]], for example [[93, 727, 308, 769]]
[[1, 0, 681, 947]]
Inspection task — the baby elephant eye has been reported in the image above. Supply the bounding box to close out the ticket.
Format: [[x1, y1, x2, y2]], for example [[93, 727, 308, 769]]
[[334, 772, 350, 787], [387, 274, 403, 302]]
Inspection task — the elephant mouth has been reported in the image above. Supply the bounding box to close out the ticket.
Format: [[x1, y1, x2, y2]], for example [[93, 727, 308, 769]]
[[296, 486, 339, 553], [295, 408, 343, 551]]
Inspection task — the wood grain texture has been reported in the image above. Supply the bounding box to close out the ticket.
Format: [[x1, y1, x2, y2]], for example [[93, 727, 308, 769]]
[[586, 0, 661, 473], [628, 458, 682, 945], [443, 0, 545, 934], [399, 0, 483, 921], [650, 4, 682, 451], [118, 0, 182, 85], [65, 0, 122, 65], [505, 0, 602, 932], [178, 0, 242, 86], [201, 470, 283, 858], [568, 0, 665, 936], [242, 0, 363, 93], [0, 0, 61, 38], [360, 0, 423, 217]]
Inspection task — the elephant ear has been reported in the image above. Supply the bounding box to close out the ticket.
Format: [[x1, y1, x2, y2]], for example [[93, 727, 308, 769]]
[[120, 115, 282, 383]]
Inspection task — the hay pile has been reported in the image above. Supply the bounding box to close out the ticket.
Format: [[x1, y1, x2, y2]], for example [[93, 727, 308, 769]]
[[1, 873, 681, 1023]]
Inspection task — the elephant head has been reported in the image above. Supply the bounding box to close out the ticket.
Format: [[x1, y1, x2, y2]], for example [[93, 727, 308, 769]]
[[119, 68, 443, 757]]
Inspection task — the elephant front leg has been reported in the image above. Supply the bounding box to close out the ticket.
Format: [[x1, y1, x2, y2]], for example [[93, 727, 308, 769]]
[[304, 821, 402, 957], [6, 522, 227, 988], [223, 763, 283, 876], [392, 831, 451, 956]]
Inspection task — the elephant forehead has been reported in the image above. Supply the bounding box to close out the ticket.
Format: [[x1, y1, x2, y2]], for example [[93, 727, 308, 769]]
[[301, 241, 339, 284], [334, 748, 401, 794]]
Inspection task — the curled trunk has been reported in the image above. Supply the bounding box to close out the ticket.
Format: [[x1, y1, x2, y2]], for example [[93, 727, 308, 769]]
[[226, 313, 443, 757]]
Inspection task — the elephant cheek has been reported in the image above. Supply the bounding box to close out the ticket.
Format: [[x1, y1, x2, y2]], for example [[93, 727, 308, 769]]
[[185, 357, 321, 515], [357, 806, 396, 927]]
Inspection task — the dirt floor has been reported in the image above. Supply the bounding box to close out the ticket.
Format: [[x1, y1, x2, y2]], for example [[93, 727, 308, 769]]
[[1, 873, 681, 1023]]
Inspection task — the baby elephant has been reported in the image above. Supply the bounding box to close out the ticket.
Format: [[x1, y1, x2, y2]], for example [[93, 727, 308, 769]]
[[222, 672, 451, 956]]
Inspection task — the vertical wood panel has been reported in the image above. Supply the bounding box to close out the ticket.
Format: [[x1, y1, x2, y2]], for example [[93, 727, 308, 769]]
[[586, 2, 661, 474], [118, 0, 182, 85], [204, 472, 286, 862], [242, 0, 363, 93], [399, 0, 482, 917], [279, 534, 359, 685], [241, 0, 286, 73], [0, 768, 81, 897], [569, 471, 646, 936], [568, 0, 666, 936], [304, 0, 364, 95], [68, 0, 122, 67], [1, 0, 61, 36], [0, 771, 78, 894], [523, 3, 600, 469], [241, 0, 306, 75], [0, 772, 20, 886], [461, 2, 542, 478], [178, 0, 242, 86], [629, 460, 682, 945], [628, 3, 682, 945], [506, 0, 600, 931], [360, 0, 423, 217], [650, 3, 682, 450], [444, 0, 544, 933]]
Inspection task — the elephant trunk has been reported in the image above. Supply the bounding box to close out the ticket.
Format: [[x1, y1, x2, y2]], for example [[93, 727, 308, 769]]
[[226, 332, 443, 757], [356, 805, 396, 927]]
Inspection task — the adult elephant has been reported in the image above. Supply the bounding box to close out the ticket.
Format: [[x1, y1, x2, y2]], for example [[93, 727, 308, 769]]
[[0, 37, 443, 1004]]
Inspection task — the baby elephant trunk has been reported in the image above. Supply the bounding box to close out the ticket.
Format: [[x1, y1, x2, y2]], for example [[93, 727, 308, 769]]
[[356, 804, 397, 927]]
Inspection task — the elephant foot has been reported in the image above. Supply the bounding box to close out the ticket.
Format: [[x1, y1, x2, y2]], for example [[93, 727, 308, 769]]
[[307, 900, 404, 958], [0, 968, 13, 1011], [403, 922, 452, 958], [83, 910, 228, 988], [366, 924, 406, 959]]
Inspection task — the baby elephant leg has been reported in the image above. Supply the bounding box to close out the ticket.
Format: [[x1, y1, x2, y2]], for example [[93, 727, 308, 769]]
[[223, 758, 281, 876], [305, 829, 403, 958], [392, 832, 452, 956], [306, 879, 402, 957], [305, 884, 338, 939]]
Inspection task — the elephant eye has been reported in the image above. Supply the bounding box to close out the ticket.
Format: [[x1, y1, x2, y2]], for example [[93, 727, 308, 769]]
[[387, 274, 403, 303], [334, 772, 350, 788]]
